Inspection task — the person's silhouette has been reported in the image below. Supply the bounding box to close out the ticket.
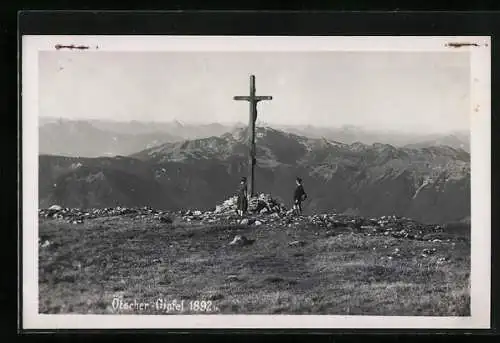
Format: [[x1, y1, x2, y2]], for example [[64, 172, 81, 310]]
[[237, 177, 248, 216], [293, 177, 307, 216]]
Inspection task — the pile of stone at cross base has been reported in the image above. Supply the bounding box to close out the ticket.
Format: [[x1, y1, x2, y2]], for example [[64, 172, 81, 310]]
[[179, 193, 289, 224]]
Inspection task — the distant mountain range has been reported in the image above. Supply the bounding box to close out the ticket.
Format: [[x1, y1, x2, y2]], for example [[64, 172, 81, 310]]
[[39, 118, 469, 157], [38, 118, 247, 157], [275, 124, 470, 152], [39, 126, 470, 224], [39, 120, 180, 157]]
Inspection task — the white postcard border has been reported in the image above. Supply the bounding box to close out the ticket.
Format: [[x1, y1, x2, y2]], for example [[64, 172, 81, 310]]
[[22, 35, 491, 329]]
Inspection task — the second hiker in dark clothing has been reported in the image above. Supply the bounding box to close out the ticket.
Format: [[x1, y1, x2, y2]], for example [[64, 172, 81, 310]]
[[293, 177, 307, 215], [237, 177, 248, 216]]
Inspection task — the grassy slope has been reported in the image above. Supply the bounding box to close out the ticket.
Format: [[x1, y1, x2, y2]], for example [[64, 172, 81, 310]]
[[39, 216, 470, 315]]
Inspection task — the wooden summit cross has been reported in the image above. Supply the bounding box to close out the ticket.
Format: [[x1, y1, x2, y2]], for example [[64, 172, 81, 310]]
[[233, 75, 273, 198]]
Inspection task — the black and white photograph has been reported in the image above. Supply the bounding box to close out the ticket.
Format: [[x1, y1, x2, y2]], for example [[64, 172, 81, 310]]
[[22, 36, 491, 329]]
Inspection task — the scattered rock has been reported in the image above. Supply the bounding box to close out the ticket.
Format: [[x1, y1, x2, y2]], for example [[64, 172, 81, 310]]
[[421, 248, 437, 257], [40, 240, 51, 248], [227, 275, 240, 281], [207, 293, 224, 301], [38, 194, 468, 245], [389, 247, 402, 258], [229, 235, 254, 246], [436, 257, 448, 265], [39, 206, 169, 222], [159, 216, 173, 224]]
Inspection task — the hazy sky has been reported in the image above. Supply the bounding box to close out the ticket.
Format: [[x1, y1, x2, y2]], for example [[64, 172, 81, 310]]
[[39, 51, 470, 133]]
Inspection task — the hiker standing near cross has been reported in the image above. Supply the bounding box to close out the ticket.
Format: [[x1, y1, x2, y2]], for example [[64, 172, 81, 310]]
[[234, 75, 273, 198]]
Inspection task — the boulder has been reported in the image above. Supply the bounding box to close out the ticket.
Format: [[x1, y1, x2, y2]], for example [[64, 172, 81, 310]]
[[229, 235, 254, 246], [288, 240, 306, 247]]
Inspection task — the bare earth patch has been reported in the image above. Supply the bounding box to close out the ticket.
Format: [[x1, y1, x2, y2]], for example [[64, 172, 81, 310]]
[[38, 216, 470, 315]]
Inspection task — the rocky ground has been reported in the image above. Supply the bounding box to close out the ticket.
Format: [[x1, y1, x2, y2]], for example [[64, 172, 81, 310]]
[[39, 193, 469, 246], [38, 194, 470, 315]]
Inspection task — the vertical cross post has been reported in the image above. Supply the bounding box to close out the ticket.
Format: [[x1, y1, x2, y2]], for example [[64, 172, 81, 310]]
[[233, 75, 273, 198]]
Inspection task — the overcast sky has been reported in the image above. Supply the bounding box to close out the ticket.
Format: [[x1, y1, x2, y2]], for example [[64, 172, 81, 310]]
[[39, 51, 470, 134]]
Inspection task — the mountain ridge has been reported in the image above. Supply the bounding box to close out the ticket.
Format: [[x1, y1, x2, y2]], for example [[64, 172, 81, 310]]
[[39, 126, 470, 225], [39, 118, 470, 157]]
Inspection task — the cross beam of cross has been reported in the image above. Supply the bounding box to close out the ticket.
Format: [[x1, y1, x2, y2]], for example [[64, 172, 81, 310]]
[[233, 75, 273, 197]]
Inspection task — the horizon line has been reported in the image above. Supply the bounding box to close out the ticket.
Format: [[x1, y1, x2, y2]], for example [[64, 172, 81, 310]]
[[38, 116, 470, 135]]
